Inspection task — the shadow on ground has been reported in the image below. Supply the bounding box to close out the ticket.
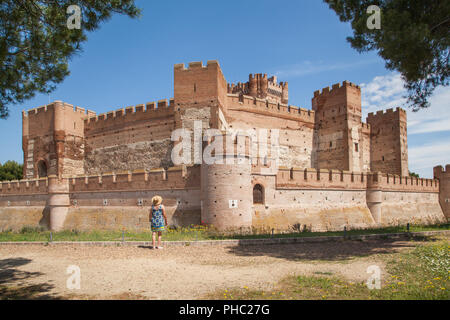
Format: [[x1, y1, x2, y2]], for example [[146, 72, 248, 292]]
[[0, 257, 60, 300], [226, 236, 439, 262]]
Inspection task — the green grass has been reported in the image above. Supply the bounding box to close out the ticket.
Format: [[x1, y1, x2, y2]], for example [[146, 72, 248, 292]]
[[206, 239, 450, 300], [0, 223, 448, 243]]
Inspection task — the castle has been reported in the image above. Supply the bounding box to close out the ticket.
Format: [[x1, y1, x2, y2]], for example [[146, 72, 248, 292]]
[[0, 60, 448, 231]]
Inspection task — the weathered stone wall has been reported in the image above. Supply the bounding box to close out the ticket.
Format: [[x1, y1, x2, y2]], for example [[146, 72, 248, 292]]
[[251, 173, 375, 232], [0, 180, 49, 231], [65, 188, 201, 231], [379, 191, 445, 226], [83, 101, 176, 174], [0, 167, 201, 231]]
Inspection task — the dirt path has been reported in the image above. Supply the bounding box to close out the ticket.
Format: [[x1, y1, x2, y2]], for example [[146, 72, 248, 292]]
[[0, 239, 424, 299]]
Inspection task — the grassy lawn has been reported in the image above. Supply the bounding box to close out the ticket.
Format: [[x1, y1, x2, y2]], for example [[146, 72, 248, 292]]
[[207, 239, 450, 300], [0, 223, 448, 242]]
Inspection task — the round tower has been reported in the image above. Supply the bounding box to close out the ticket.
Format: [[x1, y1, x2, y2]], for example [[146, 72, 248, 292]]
[[248, 74, 257, 97], [47, 175, 70, 231], [260, 74, 268, 99], [281, 82, 289, 104], [201, 132, 252, 231]]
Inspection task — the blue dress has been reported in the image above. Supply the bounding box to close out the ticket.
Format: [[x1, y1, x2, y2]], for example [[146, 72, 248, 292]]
[[151, 205, 165, 232]]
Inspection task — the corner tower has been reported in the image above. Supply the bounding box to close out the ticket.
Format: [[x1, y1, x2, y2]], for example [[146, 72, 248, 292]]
[[22, 102, 92, 179], [367, 108, 408, 176], [433, 165, 449, 220]]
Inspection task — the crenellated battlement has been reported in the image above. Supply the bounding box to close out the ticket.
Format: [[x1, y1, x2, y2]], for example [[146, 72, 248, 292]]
[[277, 167, 367, 190], [367, 172, 439, 192], [0, 177, 48, 196], [434, 165, 450, 179], [174, 60, 221, 71], [68, 165, 200, 193], [313, 81, 360, 98], [83, 99, 176, 132], [367, 107, 407, 120], [276, 168, 439, 192], [24, 101, 96, 118], [227, 93, 314, 123]]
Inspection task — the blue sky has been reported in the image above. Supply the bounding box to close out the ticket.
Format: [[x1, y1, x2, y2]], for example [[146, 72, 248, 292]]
[[1, 0, 448, 178]]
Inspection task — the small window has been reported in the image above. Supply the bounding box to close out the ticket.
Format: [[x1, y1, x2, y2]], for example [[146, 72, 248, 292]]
[[37, 160, 47, 178], [355, 143, 359, 152], [382, 156, 385, 161], [194, 83, 197, 92], [253, 184, 264, 204], [330, 141, 333, 148]]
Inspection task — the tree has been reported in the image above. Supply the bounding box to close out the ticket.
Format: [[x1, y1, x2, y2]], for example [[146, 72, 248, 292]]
[[0, 0, 141, 119], [409, 171, 419, 178], [324, 0, 449, 111], [0, 161, 23, 181]]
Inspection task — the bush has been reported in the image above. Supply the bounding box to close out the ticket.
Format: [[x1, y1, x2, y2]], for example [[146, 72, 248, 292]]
[[0, 161, 23, 181]]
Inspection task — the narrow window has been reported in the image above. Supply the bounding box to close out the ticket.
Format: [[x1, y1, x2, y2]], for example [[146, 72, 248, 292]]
[[382, 156, 385, 161], [330, 141, 332, 148], [253, 184, 264, 204], [194, 83, 197, 92], [355, 143, 359, 152]]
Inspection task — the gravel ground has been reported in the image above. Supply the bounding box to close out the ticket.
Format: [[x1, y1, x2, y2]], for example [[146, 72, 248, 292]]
[[0, 238, 431, 300]]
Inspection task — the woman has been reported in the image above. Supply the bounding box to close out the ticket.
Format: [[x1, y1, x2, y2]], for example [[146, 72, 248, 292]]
[[149, 195, 168, 249]]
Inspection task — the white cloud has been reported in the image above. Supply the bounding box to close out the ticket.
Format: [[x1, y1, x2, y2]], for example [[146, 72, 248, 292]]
[[361, 72, 450, 135], [361, 72, 450, 178], [408, 141, 450, 178]]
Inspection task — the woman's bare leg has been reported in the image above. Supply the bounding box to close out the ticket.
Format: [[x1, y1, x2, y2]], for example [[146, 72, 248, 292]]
[[158, 231, 162, 248], [152, 232, 156, 248]]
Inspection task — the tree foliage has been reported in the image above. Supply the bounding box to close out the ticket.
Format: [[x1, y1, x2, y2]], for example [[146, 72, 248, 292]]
[[409, 171, 420, 178], [324, 0, 449, 111], [0, 160, 23, 181], [0, 0, 141, 119]]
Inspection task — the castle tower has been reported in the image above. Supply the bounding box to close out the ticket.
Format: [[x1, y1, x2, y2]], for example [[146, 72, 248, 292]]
[[312, 81, 363, 172], [367, 108, 408, 176], [22, 102, 91, 179], [281, 82, 289, 105], [247, 74, 269, 100], [174, 61, 227, 109], [434, 165, 450, 220], [173, 60, 228, 138], [201, 132, 252, 231]]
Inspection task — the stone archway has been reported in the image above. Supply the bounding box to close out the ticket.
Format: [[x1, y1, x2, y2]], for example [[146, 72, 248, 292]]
[[37, 160, 48, 178]]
